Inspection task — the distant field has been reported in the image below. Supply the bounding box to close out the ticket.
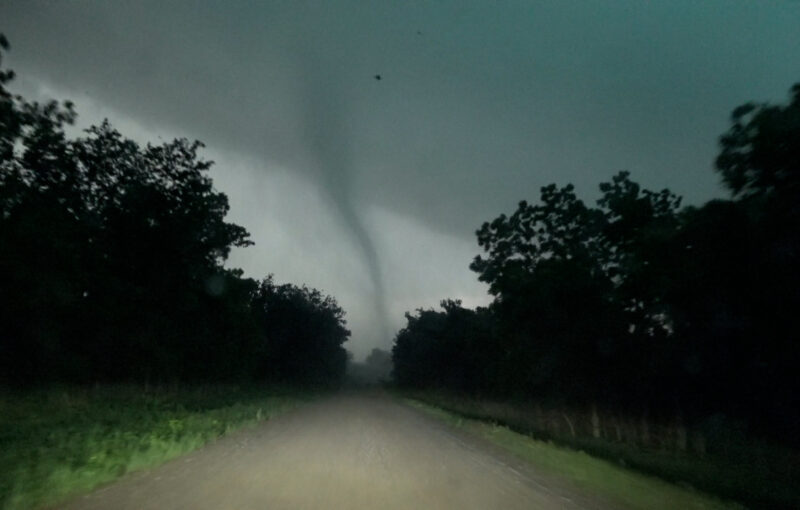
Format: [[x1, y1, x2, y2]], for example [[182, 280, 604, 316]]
[[0, 385, 307, 510], [404, 396, 793, 510]]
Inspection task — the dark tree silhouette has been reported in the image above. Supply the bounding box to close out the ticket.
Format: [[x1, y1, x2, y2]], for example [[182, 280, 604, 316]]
[[392, 300, 495, 394], [716, 84, 800, 200], [0, 36, 349, 387], [250, 276, 350, 388], [393, 82, 800, 442]]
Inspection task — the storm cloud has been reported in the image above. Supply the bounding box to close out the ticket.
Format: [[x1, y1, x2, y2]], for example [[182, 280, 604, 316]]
[[3, 0, 799, 356]]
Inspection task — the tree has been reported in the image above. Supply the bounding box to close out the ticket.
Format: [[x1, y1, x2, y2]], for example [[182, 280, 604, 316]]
[[250, 276, 350, 388], [467, 176, 680, 404], [716, 84, 800, 201], [471, 183, 608, 298], [392, 300, 495, 394], [1, 36, 253, 384], [394, 81, 800, 445], [596, 172, 682, 347], [665, 82, 800, 436]]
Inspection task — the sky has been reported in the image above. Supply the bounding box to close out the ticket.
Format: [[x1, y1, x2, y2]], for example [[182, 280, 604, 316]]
[[2, 1, 799, 358]]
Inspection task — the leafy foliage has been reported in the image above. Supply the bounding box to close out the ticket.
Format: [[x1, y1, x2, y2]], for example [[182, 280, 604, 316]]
[[408, 398, 746, 510], [393, 300, 494, 394], [394, 82, 800, 444], [715, 84, 800, 200], [0, 386, 304, 510], [250, 277, 350, 387], [0, 36, 349, 387]]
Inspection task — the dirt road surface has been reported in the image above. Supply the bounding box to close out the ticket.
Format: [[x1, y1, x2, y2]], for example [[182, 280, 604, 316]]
[[60, 392, 615, 510]]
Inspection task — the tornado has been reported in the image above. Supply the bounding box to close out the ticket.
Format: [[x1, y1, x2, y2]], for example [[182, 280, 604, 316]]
[[298, 56, 391, 345]]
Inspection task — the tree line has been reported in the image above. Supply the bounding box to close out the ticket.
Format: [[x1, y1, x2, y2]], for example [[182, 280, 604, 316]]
[[0, 36, 349, 388], [393, 82, 800, 443]]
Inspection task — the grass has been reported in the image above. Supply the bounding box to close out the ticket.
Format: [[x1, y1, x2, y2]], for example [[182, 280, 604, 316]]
[[405, 398, 744, 510], [402, 391, 800, 509], [0, 385, 309, 510]]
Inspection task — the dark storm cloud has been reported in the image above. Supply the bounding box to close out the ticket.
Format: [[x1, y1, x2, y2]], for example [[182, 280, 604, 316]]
[[4, 1, 800, 228], [3, 0, 799, 354]]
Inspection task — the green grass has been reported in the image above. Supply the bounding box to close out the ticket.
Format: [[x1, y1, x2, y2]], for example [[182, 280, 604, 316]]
[[405, 398, 744, 510], [0, 385, 309, 510], [401, 391, 800, 509]]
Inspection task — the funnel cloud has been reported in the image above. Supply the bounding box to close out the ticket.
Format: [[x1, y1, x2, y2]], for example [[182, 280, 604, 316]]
[[298, 55, 391, 344]]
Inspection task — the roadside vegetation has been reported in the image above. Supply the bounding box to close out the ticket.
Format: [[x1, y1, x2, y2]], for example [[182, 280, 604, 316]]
[[392, 83, 800, 509], [405, 392, 798, 509], [406, 398, 742, 510], [0, 35, 347, 510], [0, 385, 307, 510], [0, 36, 350, 389]]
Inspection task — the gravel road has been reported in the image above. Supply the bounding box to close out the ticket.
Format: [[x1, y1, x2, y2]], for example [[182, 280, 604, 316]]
[[60, 392, 615, 510]]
